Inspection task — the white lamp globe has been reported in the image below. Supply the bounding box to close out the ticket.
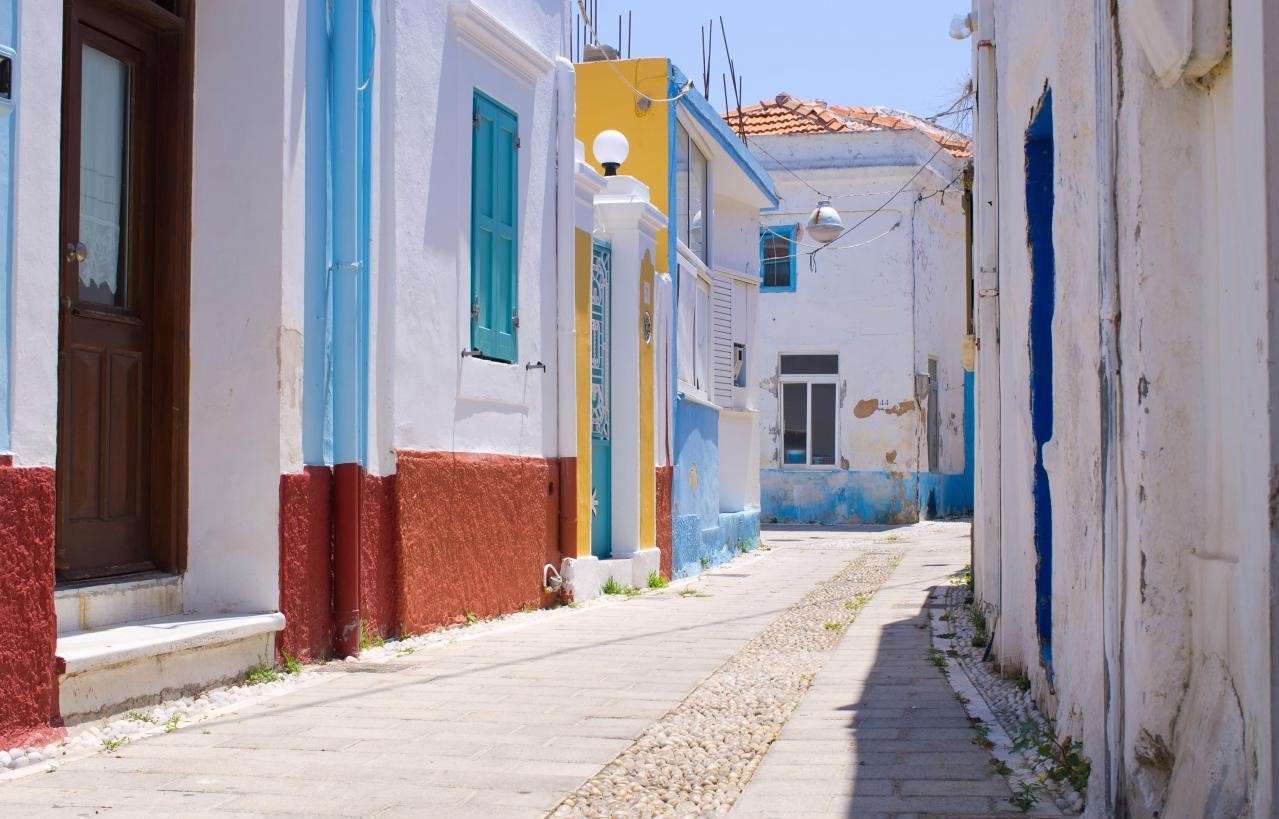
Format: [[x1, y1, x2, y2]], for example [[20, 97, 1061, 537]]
[[807, 199, 844, 244], [593, 129, 629, 176]]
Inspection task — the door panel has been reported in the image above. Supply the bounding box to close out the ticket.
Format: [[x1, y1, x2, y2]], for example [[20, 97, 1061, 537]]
[[57, 3, 158, 580], [590, 241, 611, 558]]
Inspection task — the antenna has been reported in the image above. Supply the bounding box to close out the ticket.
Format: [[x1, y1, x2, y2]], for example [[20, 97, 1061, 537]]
[[627, 10, 632, 58]]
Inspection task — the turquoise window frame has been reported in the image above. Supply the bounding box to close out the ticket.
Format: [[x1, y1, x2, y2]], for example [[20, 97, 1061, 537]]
[[759, 225, 797, 293], [469, 89, 519, 363]]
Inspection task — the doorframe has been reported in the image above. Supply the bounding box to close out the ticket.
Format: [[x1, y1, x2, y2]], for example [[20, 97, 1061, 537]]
[[55, 0, 193, 578]]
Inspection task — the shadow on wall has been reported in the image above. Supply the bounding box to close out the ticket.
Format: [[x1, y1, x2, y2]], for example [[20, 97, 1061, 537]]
[[761, 469, 972, 526]]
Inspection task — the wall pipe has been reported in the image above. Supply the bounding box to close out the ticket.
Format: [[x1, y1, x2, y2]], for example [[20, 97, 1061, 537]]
[[330, 0, 365, 658]]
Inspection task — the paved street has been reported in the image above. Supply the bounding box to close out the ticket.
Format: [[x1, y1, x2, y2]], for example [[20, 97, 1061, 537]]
[[0, 522, 1012, 817]]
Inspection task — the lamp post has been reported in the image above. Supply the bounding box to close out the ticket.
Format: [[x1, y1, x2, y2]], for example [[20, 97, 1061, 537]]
[[592, 129, 629, 176]]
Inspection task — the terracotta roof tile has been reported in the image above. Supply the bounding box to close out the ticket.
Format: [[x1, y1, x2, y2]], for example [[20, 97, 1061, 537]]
[[723, 93, 971, 158]]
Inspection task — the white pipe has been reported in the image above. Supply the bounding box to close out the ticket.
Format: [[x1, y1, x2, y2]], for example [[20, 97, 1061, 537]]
[[554, 58, 577, 467], [972, 0, 1002, 626]]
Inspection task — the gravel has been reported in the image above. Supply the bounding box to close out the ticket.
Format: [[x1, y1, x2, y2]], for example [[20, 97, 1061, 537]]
[[549, 548, 903, 818]]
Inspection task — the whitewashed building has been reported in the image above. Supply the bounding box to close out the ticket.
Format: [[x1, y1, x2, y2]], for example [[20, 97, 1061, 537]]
[[727, 95, 973, 525], [963, 0, 1279, 814]]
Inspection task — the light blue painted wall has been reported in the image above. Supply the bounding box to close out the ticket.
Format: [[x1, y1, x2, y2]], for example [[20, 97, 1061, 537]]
[[0, 0, 14, 453], [301, 0, 329, 466], [761, 371, 976, 525]]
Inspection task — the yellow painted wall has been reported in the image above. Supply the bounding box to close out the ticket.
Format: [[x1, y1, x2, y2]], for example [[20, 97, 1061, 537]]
[[573, 228, 593, 558], [639, 250, 657, 550], [575, 59, 672, 274]]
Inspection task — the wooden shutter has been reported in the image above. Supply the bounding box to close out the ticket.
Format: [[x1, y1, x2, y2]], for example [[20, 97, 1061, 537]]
[[470, 91, 518, 362], [711, 272, 734, 406]]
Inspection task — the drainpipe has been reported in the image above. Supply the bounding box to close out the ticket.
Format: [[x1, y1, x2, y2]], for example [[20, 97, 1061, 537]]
[[330, 0, 363, 658], [554, 57, 577, 548], [1093, 0, 1124, 811], [971, 0, 1003, 627]]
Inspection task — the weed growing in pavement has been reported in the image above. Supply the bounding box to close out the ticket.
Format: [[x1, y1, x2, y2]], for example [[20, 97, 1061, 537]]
[[823, 622, 845, 633], [844, 592, 872, 611], [952, 564, 974, 589], [677, 587, 710, 598], [927, 648, 947, 669], [602, 577, 640, 596], [244, 664, 280, 685], [465, 611, 479, 626], [396, 645, 417, 656], [1012, 719, 1092, 797], [101, 737, 128, 752], [972, 722, 994, 749], [1015, 671, 1031, 692], [940, 610, 953, 621], [163, 714, 181, 733], [991, 758, 1013, 777], [737, 539, 752, 553], [281, 652, 302, 675], [647, 571, 668, 589], [699, 556, 710, 570], [1010, 780, 1039, 812], [124, 711, 153, 724], [359, 621, 385, 650], [567, 601, 582, 608]]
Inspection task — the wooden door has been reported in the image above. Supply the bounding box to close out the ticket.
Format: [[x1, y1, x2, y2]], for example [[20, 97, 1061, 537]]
[[57, 2, 160, 580]]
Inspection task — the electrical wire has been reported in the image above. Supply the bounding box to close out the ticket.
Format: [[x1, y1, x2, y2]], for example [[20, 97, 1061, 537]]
[[745, 136, 830, 198], [574, 0, 698, 104]]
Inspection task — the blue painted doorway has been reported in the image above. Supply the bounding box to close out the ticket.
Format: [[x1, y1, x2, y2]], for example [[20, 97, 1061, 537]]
[[1026, 89, 1056, 671], [590, 241, 612, 558]]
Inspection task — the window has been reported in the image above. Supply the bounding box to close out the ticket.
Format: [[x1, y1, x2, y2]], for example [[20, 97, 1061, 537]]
[[470, 90, 518, 363], [678, 262, 712, 396], [760, 226, 796, 292], [675, 121, 709, 262], [780, 354, 838, 467]]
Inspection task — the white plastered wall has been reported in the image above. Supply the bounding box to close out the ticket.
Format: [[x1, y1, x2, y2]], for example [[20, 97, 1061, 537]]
[[185, 0, 307, 614], [751, 131, 967, 477], [377, 0, 564, 466]]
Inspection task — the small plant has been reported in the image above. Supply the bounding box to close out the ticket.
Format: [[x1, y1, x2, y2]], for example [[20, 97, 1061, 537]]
[[1016, 671, 1031, 692], [281, 652, 302, 675], [940, 610, 953, 622], [124, 711, 153, 724], [465, 611, 479, 626], [647, 571, 668, 589], [844, 592, 872, 611], [952, 564, 974, 589], [927, 648, 947, 669], [737, 539, 751, 553], [678, 587, 710, 598], [971, 606, 988, 633], [567, 600, 582, 608], [1013, 720, 1092, 797], [396, 645, 417, 656], [359, 621, 385, 650], [101, 737, 128, 752], [823, 622, 844, 633], [880, 534, 903, 544], [1010, 781, 1039, 812], [991, 758, 1013, 777], [972, 723, 994, 749], [602, 576, 624, 595], [163, 714, 181, 734], [244, 664, 280, 685], [971, 634, 988, 648], [699, 556, 711, 570]]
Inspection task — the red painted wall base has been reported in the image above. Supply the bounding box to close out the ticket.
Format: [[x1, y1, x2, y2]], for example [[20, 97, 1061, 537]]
[[0, 459, 62, 747], [278, 466, 333, 661], [657, 465, 673, 580]]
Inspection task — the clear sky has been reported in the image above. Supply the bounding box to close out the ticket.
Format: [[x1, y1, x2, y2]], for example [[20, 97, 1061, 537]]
[[578, 1, 972, 124]]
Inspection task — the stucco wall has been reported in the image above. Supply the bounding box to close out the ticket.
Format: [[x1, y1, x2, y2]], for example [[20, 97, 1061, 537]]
[[971, 0, 1273, 814], [751, 132, 970, 524]]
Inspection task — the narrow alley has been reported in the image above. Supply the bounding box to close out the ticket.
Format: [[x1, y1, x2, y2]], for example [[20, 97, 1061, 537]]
[[0, 524, 1032, 818]]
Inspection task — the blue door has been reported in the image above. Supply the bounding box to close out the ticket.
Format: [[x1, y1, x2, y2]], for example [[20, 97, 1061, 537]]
[[590, 241, 612, 558]]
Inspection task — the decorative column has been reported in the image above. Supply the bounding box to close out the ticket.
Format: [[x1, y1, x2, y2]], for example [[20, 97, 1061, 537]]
[[594, 176, 664, 574]]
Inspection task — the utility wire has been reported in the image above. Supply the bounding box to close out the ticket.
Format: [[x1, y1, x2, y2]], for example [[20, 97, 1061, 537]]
[[574, 0, 697, 104]]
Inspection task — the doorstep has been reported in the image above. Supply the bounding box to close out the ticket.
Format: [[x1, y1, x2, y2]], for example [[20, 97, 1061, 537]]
[[57, 611, 285, 723]]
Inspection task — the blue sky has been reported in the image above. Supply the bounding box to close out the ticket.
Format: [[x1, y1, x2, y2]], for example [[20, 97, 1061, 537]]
[[578, 1, 972, 123]]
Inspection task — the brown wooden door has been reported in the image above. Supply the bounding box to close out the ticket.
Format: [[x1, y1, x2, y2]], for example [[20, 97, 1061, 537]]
[[57, 3, 159, 581]]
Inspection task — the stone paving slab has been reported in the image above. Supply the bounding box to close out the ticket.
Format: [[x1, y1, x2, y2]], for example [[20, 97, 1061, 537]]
[[731, 523, 1018, 819]]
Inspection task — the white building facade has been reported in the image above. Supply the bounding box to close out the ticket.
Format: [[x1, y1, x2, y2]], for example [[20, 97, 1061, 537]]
[[965, 0, 1279, 814], [730, 96, 973, 525]]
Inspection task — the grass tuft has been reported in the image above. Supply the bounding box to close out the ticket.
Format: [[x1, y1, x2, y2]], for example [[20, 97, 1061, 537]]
[[281, 652, 302, 676], [163, 714, 181, 734], [244, 664, 280, 685], [823, 622, 845, 633], [101, 737, 128, 752], [646, 571, 668, 589]]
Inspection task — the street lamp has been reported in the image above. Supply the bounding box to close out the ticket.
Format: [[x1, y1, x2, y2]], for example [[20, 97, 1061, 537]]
[[593, 129, 629, 176], [806, 199, 844, 245]]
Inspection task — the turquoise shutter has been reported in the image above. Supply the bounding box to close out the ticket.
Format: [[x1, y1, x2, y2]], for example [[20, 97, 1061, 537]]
[[470, 92, 519, 362]]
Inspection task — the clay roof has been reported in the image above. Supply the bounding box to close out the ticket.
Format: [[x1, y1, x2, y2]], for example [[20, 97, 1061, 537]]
[[723, 92, 971, 158]]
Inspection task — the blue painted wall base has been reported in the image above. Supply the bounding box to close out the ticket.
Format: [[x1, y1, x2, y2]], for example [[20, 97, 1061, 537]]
[[762, 469, 972, 525], [672, 508, 761, 579]]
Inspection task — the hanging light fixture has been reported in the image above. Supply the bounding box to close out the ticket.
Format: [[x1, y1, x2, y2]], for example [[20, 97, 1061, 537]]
[[807, 198, 844, 244], [592, 129, 629, 176]]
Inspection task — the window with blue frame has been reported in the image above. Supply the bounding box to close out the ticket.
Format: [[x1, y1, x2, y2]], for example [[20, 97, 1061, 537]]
[[470, 90, 519, 363], [760, 225, 796, 292]]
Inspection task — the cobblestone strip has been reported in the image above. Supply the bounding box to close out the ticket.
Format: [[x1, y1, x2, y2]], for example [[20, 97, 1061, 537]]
[[931, 583, 1083, 814], [549, 549, 902, 818]]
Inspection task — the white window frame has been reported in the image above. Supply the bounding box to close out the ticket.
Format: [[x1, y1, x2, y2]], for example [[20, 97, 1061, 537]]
[[779, 354, 839, 469], [677, 242, 714, 401], [674, 112, 714, 265]]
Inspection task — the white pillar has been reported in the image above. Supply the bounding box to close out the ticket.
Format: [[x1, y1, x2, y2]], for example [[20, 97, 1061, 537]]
[[594, 175, 664, 558]]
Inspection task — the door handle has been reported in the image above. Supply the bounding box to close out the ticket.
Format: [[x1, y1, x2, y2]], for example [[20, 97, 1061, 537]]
[[64, 241, 88, 263]]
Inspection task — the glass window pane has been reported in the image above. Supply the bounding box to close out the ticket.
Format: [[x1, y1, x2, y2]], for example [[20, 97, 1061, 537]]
[[677, 266, 696, 386], [782, 382, 807, 465], [675, 122, 690, 249], [763, 232, 790, 288], [689, 138, 708, 261], [780, 354, 838, 375], [78, 46, 130, 307], [694, 276, 710, 390], [811, 383, 837, 465]]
